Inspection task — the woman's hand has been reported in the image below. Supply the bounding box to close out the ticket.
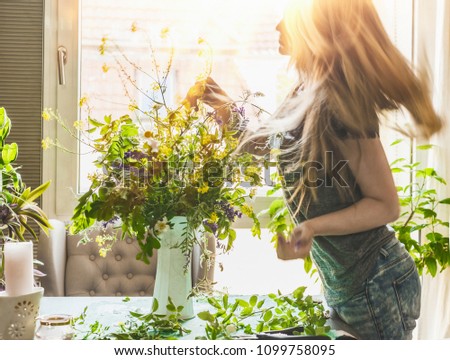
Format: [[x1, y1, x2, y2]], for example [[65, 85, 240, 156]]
[[184, 77, 233, 122], [276, 221, 315, 260]]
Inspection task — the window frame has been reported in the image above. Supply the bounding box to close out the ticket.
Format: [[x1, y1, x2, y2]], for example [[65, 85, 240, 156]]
[[42, 0, 415, 224]]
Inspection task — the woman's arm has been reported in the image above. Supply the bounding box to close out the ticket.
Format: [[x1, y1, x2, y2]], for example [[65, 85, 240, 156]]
[[277, 138, 400, 259]]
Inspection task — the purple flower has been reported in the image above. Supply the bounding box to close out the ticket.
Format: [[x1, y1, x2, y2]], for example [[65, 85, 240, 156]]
[[203, 219, 218, 234], [102, 216, 119, 228], [124, 151, 147, 161], [232, 106, 245, 118], [216, 200, 238, 222]]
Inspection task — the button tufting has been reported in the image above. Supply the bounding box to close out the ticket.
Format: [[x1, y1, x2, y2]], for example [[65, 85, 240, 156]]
[[89, 290, 95, 296], [102, 274, 109, 280], [116, 292, 122, 296], [115, 254, 122, 261], [127, 273, 133, 279], [139, 291, 145, 296], [126, 238, 133, 244], [89, 254, 95, 261]]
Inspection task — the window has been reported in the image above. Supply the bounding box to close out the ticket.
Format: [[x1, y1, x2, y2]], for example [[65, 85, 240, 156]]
[[43, 0, 414, 294]]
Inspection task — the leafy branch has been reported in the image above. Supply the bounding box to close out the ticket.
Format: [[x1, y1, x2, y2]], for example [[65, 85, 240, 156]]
[[390, 141, 450, 276], [196, 287, 330, 340], [72, 297, 191, 340]]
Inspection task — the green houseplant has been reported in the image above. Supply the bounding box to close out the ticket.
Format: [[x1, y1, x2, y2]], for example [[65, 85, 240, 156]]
[[390, 140, 450, 276], [0, 107, 52, 286]]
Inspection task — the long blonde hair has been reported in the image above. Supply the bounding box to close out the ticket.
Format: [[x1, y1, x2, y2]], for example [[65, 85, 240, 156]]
[[240, 0, 443, 215]]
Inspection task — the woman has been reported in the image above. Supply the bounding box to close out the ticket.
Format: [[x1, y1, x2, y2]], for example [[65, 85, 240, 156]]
[[187, 0, 442, 339]]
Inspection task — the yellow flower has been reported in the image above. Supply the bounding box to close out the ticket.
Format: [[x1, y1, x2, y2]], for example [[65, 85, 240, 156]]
[[151, 82, 160, 91], [249, 188, 257, 198], [160, 27, 169, 39], [241, 204, 254, 217], [159, 145, 171, 156], [197, 183, 209, 194], [201, 135, 211, 146], [41, 110, 51, 121], [99, 248, 108, 258], [87, 172, 99, 181], [209, 212, 218, 223], [95, 235, 104, 246], [198, 37, 205, 44], [41, 137, 52, 150], [73, 120, 83, 130], [128, 101, 138, 112], [201, 134, 217, 146], [131, 21, 138, 33], [270, 148, 281, 157], [245, 166, 259, 175], [79, 96, 88, 107], [101, 63, 110, 73], [99, 37, 108, 55]]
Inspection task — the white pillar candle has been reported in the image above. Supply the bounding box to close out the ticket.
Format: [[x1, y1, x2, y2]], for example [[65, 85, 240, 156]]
[[4, 242, 35, 296]]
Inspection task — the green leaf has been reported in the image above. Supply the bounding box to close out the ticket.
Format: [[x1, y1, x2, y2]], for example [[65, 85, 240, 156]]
[[390, 139, 403, 146], [24, 181, 51, 203], [391, 167, 404, 174], [425, 257, 437, 277], [304, 256, 313, 274], [256, 299, 265, 309], [152, 298, 159, 312], [88, 117, 104, 127], [249, 295, 258, 307], [416, 144, 433, 150], [0, 107, 11, 141], [2, 143, 18, 165], [439, 198, 450, 205], [263, 310, 273, 322], [240, 306, 254, 317], [222, 294, 228, 308], [197, 311, 215, 322], [207, 297, 222, 309]]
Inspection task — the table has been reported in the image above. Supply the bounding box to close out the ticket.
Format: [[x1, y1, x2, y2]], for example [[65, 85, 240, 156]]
[[39, 296, 357, 340]]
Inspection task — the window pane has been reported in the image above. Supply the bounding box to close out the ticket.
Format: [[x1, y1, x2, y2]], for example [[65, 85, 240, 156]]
[[79, 0, 293, 192]]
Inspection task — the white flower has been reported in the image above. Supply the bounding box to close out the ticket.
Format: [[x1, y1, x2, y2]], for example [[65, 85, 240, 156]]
[[154, 217, 169, 234], [147, 138, 160, 153]]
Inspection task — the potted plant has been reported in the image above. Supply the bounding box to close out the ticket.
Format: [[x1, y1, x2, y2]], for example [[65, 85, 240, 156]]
[[43, 30, 267, 316], [0, 107, 52, 279], [0, 107, 51, 339]]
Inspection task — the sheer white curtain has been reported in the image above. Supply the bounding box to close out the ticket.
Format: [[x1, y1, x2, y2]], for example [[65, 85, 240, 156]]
[[415, 0, 450, 340]]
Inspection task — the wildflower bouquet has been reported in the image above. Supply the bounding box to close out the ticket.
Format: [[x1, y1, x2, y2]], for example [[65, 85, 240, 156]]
[[46, 30, 268, 265]]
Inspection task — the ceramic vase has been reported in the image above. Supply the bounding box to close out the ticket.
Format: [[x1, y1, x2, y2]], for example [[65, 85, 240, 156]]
[[152, 216, 194, 319]]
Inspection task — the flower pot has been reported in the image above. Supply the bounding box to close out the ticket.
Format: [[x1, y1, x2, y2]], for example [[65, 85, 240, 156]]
[[152, 216, 194, 319], [0, 287, 44, 339]]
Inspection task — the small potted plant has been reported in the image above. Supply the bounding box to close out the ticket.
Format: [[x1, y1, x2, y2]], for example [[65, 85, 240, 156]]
[[0, 107, 52, 339]]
